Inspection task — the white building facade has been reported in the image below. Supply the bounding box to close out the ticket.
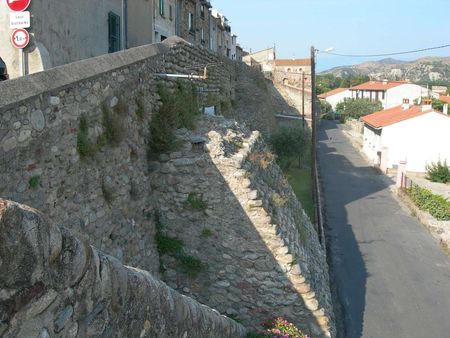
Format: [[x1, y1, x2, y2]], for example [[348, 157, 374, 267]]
[[350, 81, 437, 109], [362, 105, 450, 172], [318, 88, 351, 110]]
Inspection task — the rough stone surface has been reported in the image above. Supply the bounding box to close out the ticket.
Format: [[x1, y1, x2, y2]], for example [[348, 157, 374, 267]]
[[150, 117, 335, 337], [0, 38, 335, 337], [0, 200, 246, 338]]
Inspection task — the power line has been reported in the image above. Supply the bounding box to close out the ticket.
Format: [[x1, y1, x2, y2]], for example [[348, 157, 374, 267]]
[[322, 43, 450, 58]]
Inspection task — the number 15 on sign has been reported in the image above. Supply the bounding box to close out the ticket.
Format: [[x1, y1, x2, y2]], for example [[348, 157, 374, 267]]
[[11, 28, 29, 49]]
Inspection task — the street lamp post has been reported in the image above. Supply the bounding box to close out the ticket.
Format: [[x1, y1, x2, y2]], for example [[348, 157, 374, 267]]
[[310, 46, 319, 231]]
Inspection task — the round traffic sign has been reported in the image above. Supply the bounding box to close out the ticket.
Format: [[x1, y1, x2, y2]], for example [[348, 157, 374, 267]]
[[5, 0, 31, 12], [11, 28, 29, 49]]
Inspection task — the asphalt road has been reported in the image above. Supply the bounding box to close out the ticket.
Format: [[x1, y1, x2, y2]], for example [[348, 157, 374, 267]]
[[318, 120, 450, 338]]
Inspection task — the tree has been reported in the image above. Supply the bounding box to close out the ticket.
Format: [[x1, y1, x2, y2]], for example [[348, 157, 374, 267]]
[[269, 126, 311, 169], [336, 98, 382, 119], [320, 100, 333, 115]]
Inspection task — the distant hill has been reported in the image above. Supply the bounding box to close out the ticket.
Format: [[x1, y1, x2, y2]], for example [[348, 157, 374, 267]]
[[321, 57, 450, 84]]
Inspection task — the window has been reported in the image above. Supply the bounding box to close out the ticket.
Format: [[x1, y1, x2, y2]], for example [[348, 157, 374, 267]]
[[201, 28, 205, 44], [188, 12, 194, 32], [159, 0, 165, 16], [108, 12, 121, 53], [200, 5, 205, 18], [169, 5, 173, 20]]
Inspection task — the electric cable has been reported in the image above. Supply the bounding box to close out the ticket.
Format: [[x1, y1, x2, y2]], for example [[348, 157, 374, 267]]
[[322, 44, 450, 58]]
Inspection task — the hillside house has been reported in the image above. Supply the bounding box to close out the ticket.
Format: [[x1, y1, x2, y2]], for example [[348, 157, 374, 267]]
[[350, 80, 436, 109], [318, 88, 351, 110], [361, 100, 450, 172]]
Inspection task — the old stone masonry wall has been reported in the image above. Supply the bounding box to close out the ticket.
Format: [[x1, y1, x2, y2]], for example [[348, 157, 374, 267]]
[[0, 199, 246, 337], [150, 116, 335, 337], [0, 36, 335, 336]]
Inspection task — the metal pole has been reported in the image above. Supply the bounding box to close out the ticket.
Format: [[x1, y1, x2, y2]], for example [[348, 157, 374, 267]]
[[310, 46, 319, 231], [302, 71, 305, 128], [18, 48, 24, 77]]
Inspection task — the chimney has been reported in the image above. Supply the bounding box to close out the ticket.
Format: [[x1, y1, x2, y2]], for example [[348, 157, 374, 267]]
[[444, 103, 449, 115], [422, 98, 433, 112], [402, 98, 410, 110], [382, 79, 388, 85]]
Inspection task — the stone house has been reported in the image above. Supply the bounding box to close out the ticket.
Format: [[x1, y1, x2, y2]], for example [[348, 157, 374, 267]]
[[211, 9, 232, 58], [176, 0, 198, 45], [0, 0, 154, 78], [154, 0, 177, 42], [273, 59, 311, 87], [242, 47, 276, 73], [198, 0, 212, 49]]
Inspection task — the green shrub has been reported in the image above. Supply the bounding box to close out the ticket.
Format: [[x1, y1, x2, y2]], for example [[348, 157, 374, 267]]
[[153, 211, 205, 277], [407, 184, 450, 221], [101, 181, 115, 205], [178, 255, 205, 277], [135, 95, 146, 120], [320, 100, 333, 115], [336, 98, 382, 119], [269, 125, 311, 169], [155, 233, 183, 255], [77, 115, 96, 157], [426, 160, 450, 183], [200, 227, 213, 238], [100, 104, 125, 146], [148, 81, 199, 159], [28, 176, 40, 189], [184, 192, 207, 211]]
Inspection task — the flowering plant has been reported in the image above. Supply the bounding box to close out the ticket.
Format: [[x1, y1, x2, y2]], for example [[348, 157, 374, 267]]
[[261, 317, 309, 338]]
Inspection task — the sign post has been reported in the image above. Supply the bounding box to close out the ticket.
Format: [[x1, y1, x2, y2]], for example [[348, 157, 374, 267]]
[[5, 0, 32, 77]]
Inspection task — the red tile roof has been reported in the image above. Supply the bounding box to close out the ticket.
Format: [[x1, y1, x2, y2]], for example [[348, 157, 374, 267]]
[[318, 87, 349, 99], [361, 105, 429, 128], [350, 80, 407, 91], [440, 95, 450, 104], [275, 59, 311, 66]]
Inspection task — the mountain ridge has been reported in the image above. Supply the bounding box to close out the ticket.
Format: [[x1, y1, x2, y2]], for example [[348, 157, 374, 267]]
[[321, 56, 450, 84]]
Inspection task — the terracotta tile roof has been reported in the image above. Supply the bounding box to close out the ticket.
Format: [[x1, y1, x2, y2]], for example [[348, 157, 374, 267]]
[[440, 95, 450, 103], [361, 105, 428, 128], [318, 87, 349, 99], [274, 59, 311, 66], [350, 80, 408, 91]]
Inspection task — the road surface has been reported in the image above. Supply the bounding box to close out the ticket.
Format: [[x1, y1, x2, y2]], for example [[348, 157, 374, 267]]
[[318, 120, 450, 338]]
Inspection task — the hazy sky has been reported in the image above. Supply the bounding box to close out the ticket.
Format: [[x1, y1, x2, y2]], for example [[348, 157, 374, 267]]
[[213, 0, 450, 71]]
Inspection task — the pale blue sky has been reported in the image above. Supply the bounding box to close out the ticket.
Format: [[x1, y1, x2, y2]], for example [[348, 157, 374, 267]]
[[213, 0, 450, 71]]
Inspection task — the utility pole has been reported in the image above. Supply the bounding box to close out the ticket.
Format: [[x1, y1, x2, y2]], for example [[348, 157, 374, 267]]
[[310, 45, 320, 234], [302, 71, 305, 128]]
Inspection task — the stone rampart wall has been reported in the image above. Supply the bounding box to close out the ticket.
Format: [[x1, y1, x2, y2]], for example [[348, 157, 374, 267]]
[[0, 199, 246, 338]]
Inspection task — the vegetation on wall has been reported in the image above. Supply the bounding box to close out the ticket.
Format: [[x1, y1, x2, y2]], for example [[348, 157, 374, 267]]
[[148, 81, 199, 159], [77, 99, 126, 158], [246, 317, 309, 338], [77, 114, 96, 158], [154, 212, 205, 277], [28, 176, 40, 189], [406, 184, 450, 221], [336, 98, 383, 120]]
